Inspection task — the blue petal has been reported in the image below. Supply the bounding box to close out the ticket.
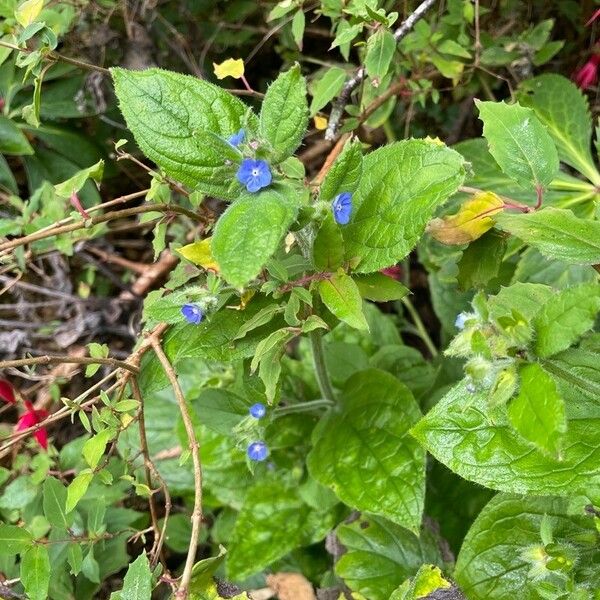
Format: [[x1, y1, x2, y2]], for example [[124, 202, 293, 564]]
[[332, 192, 353, 225], [236, 158, 255, 184], [181, 303, 203, 325], [228, 129, 245, 147], [247, 441, 268, 461], [246, 177, 262, 193]]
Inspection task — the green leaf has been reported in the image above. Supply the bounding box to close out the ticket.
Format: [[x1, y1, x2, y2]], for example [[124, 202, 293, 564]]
[[66, 470, 94, 513], [54, 159, 104, 198], [291, 9, 305, 49], [343, 140, 465, 272], [250, 329, 294, 402], [227, 476, 338, 580], [454, 494, 598, 600], [318, 272, 368, 330], [354, 273, 409, 302], [518, 74, 600, 185], [507, 363, 566, 457], [495, 207, 600, 265], [365, 29, 396, 81], [319, 138, 363, 202], [532, 283, 600, 357], [309, 67, 347, 116], [308, 369, 425, 531], [457, 232, 506, 290], [390, 565, 453, 600], [259, 64, 308, 163], [233, 304, 282, 340], [212, 190, 298, 288], [0, 115, 34, 155], [82, 429, 113, 469], [0, 524, 33, 555], [475, 99, 559, 190], [111, 67, 252, 198], [411, 379, 600, 495], [312, 214, 345, 271], [542, 347, 600, 406], [42, 476, 72, 530], [335, 516, 442, 600], [20, 545, 50, 600], [118, 552, 152, 600], [67, 543, 83, 576]]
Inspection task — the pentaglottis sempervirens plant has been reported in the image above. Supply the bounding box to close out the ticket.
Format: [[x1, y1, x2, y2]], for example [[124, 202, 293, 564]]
[[0, 1, 600, 599]]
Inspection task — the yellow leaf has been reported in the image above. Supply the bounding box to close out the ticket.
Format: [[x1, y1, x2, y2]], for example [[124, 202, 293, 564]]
[[15, 0, 44, 26], [428, 191, 504, 245], [414, 565, 452, 598], [213, 58, 245, 80], [177, 238, 220, 272], [314, 115, 328, 130]]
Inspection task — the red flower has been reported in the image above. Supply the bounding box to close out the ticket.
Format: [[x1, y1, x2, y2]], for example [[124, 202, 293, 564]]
[[16, 401, 49, 450], [0, 379, 15, 404], [573, 54, 600, 89]]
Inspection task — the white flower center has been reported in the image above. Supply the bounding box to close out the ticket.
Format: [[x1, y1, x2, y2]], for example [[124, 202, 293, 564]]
[[251, 168, 260, 177]]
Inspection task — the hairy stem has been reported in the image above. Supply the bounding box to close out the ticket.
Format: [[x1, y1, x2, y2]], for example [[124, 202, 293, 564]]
[[0, 355, 139, 374], [309, 328, 336, 402], [401, 297, 438, 358], [149, 336, 202, 600], [274, 398, 334, 416]]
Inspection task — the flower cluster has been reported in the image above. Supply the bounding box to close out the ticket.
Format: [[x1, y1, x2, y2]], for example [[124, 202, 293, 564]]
[[0, 379, 49, 449]]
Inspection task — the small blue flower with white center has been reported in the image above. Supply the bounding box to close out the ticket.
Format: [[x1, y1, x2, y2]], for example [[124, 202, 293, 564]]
[[455, 312, 468, 330], [247, 441, 268, 461], [181, 303, 203, 325], [249, 402, 266, 419], [228, 129, 245, 147], [236, 158, 272, 193], [332, 192, 352, 225]]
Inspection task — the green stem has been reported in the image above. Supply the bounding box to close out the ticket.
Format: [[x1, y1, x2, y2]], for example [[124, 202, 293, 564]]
[[401, 297, 438, 358], [309, 328, 336, 402], [274, 399, 334, 416]]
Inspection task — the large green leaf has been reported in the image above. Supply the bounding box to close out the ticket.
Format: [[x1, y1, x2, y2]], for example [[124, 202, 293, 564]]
[[454, 494, 600, 600], [0, 115, 34, 155], [307, 369, 425, 531], [335, 515, 441, 600], [309, 66, 346, 116], [318, 272, 368, 330], [365, 29, 396, 80], [42, 476, 72, 530], [476, 100, 559, 190], [532, 282, 600, 357], [0, 524, 33, 555], [227, 476, 338, 581], [518, 74, 600, 185], [212, 189, 298, 288], [343, 140, 465, 272], [507, 362, 566, 458], [496, 207, 600, 265], [411, 379, 600, 496], [114, 552, 152, 600], [20, 545, 51, 600], [259, 64, 308, 163], [319, 138, 362, 202], [111, 68, 252, 198]]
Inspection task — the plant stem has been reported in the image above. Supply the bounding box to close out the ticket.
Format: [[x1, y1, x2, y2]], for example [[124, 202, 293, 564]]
[[309, 328, 336, 402], [0, 355, 139, 374], [274, 398, 334, 416], [149, 335, 202, 600], [401, 297, 438, 358]]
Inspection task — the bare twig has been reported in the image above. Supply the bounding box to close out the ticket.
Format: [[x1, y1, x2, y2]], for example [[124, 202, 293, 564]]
[[325, 0, 438, 140], [131, 377, 171, 569], [149, 335, 202, 600], [0, 355, 139, 374]]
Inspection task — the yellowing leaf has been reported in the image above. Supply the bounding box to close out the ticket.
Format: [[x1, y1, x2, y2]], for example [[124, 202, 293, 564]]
[[213, 58, 245, 80], [414, 565, 451, 598], [428, 191, 504, 245], [15, 0, 44, 26], [314, 115, 328, 130], [177, 238, 220, 272]]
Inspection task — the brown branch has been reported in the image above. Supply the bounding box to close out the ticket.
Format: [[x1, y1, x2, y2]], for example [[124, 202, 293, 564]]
[[0, 203, 200, 256], [0, 355, 139, 374], [131, 377, 171, 570], [149, 334, 202, 600], [312, 134, 351, 186], [325, 0, 438, 140]]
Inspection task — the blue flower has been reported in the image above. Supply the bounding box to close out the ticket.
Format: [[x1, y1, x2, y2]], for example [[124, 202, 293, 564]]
[[454, 312, 468, 330], [247, 441, 268, 461], [249, 402, 266, 419], [332, 192, 352, 225], [181, 303, 203, 325], [228, 129, 245, 147], [236, 158, 272, 193]]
